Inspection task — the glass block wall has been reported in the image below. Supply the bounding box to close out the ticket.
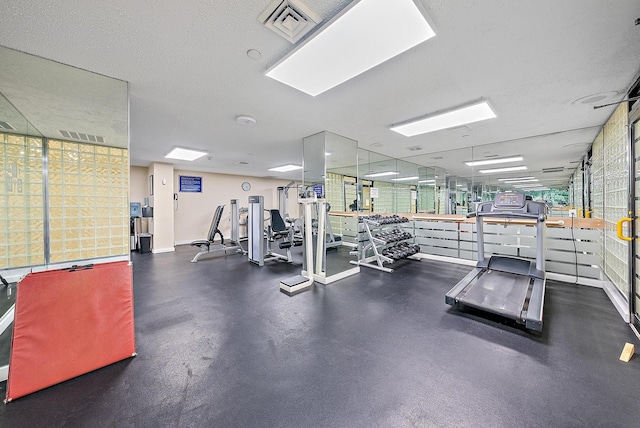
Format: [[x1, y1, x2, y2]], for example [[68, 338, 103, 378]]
[[602, 103, 629, 296], [0, 134, 129, 269], [591, 130, 604, 268], [373, 182, 394, 213], [0, 134, 44, 268], [48, 140, 129, 263], [394, 184, 412, 213], [570, 167, 583, 212], [325, 172, 345, 212]]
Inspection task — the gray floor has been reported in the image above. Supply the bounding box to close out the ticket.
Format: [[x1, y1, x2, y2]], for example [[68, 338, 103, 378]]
[[0, 245, 639, 427]]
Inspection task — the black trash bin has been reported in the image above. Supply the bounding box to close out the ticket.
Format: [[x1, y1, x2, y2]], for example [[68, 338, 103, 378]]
[[139, 233, 152, 253]]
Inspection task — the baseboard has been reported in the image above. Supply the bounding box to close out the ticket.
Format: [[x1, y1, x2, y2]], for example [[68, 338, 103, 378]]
[[152, 247, 175, 254], [413, 253, 476, 267], [600, 273, 631, 323]]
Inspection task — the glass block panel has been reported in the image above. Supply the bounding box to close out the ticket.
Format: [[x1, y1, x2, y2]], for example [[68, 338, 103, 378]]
[[1, 135, 45, 268]]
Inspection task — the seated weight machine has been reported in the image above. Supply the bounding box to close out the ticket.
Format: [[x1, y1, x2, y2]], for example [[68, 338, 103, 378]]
[[247, 195, 301, 266], [280, 194, 326, 295], [190, 199, 244, 263]]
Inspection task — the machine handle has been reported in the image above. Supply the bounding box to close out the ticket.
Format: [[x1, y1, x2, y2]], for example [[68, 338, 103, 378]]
[[466, 212, 477, 218], [616, 218, 633, 241]]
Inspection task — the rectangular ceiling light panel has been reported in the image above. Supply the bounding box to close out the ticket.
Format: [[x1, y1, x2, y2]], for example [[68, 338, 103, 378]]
[[392, 176, 419, 181], [497, 176, 535, 181], [165, 147, 208, 161], [364, 171, 399, 178], [464, 156, 523, 167], [266, 0, 436, 96], [269, 164, 303, 172], [391, 101, 496, 137], [479, 166, 527, 174]]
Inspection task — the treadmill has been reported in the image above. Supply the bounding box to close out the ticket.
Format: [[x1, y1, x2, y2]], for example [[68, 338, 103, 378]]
[[445, 192, 547, 331]]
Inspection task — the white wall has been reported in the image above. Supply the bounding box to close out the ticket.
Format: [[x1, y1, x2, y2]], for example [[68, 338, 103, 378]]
[[130, 166, 301, 246], [148, 162, 175, 252]]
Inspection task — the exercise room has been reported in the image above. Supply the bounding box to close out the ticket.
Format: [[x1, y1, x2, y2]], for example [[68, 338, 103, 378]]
[[1, 1, 640, 426]]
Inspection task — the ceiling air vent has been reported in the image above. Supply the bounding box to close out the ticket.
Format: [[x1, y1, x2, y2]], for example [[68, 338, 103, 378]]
[[258, 0, 321, 44], [59, 130, 105, 144], [406, 145, 423, 151], [0, 121, 16, 131], [542, 166, 564, 173]]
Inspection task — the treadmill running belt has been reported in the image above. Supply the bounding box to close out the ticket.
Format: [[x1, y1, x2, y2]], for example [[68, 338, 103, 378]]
[[458, 270, 531, 319]]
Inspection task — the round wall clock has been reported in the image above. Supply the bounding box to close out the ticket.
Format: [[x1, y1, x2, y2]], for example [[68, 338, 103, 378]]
[[242, 181, 251, 191]]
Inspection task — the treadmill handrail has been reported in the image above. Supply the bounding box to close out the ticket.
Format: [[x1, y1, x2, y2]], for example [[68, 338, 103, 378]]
[[477, 211, 546, 221]]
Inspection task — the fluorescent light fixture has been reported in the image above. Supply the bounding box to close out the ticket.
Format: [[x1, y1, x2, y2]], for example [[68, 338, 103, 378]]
[[364, 171, 399, 178], [479, 166, 527, 174], [392, 176, 419, 182], [390, 101, 496, 137], [513, 183, 543, 188], [498, 176, 535, 181], [265, 0, 436, 96], [521, 187, 550, 191], [504, 179, 539, 184], [268, 164, 303, 172], [419, 179, 435, 183], [325, 152, 331, 156], [165, 147, 208, 161], [464, 156, 523, 167]]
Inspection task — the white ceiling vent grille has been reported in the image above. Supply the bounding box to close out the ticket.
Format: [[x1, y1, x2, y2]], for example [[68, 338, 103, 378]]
[[59, 130, 105, 144], [258, 0, 321, 44], [0, 121, 16, 131]]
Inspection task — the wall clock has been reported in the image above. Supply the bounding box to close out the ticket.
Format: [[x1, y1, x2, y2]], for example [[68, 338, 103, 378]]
[[242, 181, 251, 191]]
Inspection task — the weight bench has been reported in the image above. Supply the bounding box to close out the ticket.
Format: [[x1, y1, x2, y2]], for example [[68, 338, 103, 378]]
[[190, 205, 241, 262]]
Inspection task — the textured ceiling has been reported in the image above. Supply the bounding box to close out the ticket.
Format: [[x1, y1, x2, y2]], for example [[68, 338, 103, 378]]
[[1, 0, 639, 186]]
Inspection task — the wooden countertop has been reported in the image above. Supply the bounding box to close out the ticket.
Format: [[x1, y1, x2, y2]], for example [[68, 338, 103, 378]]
[[329, 212, 604, 229]]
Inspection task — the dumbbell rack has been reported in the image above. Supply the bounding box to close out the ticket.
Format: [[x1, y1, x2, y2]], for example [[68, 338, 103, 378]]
[[350, 218, 415, 273]]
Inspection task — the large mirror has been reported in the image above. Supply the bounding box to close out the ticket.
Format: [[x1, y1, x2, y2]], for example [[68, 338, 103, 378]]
[[0, 45, 129, 271], [303, 131, 359, 281]]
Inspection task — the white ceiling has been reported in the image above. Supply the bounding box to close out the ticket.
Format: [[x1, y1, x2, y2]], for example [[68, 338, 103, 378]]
[[1, 0, 639, 186]]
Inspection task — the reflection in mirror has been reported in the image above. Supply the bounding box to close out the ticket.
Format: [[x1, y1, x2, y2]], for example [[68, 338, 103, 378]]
[[0, 91, 41, 137], [359, 150, 397, 214], [394, 159, 418, 214], [303, 131, 359, 280], [467, 140, 571, 215], [0, 46, 129, 271], [0, 46, 128, 148]]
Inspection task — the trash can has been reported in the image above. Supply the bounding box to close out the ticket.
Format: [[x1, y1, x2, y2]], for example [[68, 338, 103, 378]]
[[139, 233, 152, 253]]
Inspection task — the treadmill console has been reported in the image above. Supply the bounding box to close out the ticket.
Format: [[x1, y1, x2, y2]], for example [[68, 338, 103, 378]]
[[494, 192, 525, 209], [475, 192, 546, 217]]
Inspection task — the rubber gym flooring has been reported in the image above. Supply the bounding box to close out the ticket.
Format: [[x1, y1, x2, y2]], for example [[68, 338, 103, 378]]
[[0, 245, 639, 427]]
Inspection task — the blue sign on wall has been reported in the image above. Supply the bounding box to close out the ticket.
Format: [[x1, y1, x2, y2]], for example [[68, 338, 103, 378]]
[[179, 175, 202, 193], [130, 202, 142, 217], [313, 184, 323, 197]]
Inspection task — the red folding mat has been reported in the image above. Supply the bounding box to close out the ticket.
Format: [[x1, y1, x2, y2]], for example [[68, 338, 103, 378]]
[[6, 260, 136, 402]]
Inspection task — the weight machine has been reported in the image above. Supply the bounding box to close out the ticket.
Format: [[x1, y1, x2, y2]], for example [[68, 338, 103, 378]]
[[247, 195, 301, 266], [280, 194, 326, 295]]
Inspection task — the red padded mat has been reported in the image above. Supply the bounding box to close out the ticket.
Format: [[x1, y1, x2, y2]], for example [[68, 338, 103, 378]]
[[6, 261, 135, 401]]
